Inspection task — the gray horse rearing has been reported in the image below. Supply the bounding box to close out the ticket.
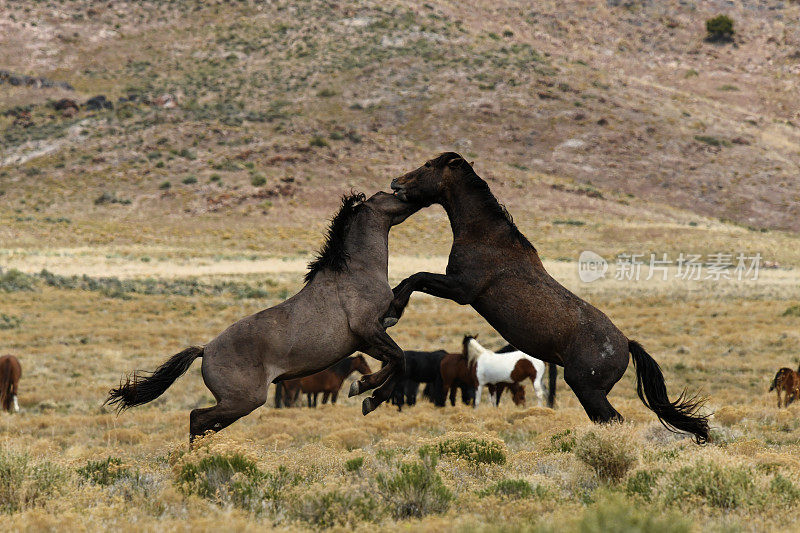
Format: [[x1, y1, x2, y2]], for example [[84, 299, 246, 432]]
[[106, 191, 421, 439]]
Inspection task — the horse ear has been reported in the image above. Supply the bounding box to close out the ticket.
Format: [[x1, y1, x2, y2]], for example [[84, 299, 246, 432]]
[[469, 161, 474, 167], [474, 333, 479, 339], [446, 156, 464, 168]]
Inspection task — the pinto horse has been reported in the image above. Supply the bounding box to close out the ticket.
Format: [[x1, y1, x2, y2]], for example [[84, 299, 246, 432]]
[[107, 192, 422, 439], [0, 355, 21, 413], [465, 337, 544, 407], [497, 343, 557, 408], [384, 153, 709, 443], [769, 366, 800, 408]]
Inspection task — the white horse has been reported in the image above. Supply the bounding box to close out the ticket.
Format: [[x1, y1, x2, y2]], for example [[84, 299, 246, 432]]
[[464, 336, 545, 407]]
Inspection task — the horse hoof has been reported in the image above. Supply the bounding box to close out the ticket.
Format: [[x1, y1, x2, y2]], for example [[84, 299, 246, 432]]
[[362, 397, 376, 415], [348, 380, 361, 398], [382, 317, 398, 328]]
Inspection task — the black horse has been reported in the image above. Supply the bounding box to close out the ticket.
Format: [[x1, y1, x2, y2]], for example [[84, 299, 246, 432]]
[[388, 350, 446, 411]]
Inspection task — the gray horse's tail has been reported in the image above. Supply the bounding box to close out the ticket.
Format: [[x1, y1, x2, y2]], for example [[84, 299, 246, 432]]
[[106, 346, 203, 412], [629, 340, 709, 444], [547, 363, 557, 408]]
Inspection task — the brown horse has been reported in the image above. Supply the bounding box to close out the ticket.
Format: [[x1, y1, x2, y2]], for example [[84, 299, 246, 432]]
[[282, 355, 372, 407], [769, 366, 800, 408], [107, 191, 422, 439], [439, 351, 477, 406], [0, 355, 21, 413], [384, 153, 709, 443]]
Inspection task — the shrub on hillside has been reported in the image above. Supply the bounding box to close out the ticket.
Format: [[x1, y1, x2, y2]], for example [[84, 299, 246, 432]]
[[705, 15, 734, 42]]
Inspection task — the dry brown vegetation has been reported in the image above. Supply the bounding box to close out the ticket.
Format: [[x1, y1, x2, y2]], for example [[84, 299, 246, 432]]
[[3, 0, 800, 531]]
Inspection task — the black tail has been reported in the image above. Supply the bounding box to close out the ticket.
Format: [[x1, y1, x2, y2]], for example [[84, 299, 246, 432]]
[[547, 363, 557, 409], [105, 346, 203, 412], [629, 340, 709, 444]]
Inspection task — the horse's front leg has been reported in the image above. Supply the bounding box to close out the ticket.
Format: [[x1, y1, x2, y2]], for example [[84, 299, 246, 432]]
[[382, 272, 474, 327], [348, 325, 406, 415]]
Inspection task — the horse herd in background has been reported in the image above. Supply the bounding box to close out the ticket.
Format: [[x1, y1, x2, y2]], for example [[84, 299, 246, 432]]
[[273, 336, 557, 411]]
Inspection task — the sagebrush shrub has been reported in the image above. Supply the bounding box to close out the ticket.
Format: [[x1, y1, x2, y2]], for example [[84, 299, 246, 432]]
[[574, 431, 636, 483], [375, 453, 452, 519], [293, 489, 382, 528], [78, 457, 131, 486], [664, 462, 756, 509], [479, 479, 547, 500], [345, 457, 364, 472], [423, 437, 507, 465], [177, 453, 298, 513], [625, 469, 661, 501], [577, 493, 690, 533], [0, 450, 66, 513]]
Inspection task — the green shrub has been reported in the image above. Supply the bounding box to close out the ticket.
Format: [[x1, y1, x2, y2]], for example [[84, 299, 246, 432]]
[[250, 174, 267, 187], [769, 474, 800, 506], [182, 176, 197, 185], [375, 453, 452, 519], [0, 313, 22, 330], [0, 269, 36, 292], [548, 429, 577, 453], [479, 479, 548, 499], [159, 181, 171, 190], [345, 457, 364, 472], [78, 457, 131, 486], [694, 135, 730, 147], [178, 454, 297, 513], [706, 15, 734, 42], [577, 493, 691, 533], [293, 490, 382, 528], [625, 469, 661, 501], [0, 450, 66, 513], [309, 136, 329, 148], [664, 462, 756, 509], [782, 305, 800, 317], [422, 437, 507, 465], [574, 431, 636, 483]]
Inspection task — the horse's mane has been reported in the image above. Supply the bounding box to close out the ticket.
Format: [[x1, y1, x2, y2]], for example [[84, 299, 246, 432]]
[[305, 192, 366, 284], [496, 344, 517, 353], [462, 335, 482, 368], [433, 152, 535, 252]]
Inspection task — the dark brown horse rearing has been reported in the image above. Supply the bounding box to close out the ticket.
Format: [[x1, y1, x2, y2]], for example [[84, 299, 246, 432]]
[[106, 191, 421, 439], [384, 153, 709, 443], [0, 355, 21, 413]]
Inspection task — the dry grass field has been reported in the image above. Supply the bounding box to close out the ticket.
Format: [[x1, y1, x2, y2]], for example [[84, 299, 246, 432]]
[[3, 0, 800, 531]]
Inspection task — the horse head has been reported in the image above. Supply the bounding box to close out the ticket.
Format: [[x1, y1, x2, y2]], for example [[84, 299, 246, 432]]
[[351, 355, 372, 376], [391, 152, 473, 206]]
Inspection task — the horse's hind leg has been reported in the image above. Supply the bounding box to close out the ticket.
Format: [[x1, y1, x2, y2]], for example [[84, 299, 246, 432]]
[[571, 387, 623, 424]]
